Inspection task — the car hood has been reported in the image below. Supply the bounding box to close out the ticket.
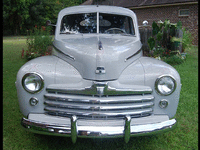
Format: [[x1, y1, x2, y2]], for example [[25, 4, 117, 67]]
[[53, 34, 142, 81]]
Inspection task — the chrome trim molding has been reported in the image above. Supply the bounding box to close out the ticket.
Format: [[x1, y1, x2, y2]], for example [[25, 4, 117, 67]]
[[53, 45, 75, 61], [44, 94, 154, 103], [44, 100, 154, 110], [46, 82, 153, 97], [125, 48, 142, 62], [44, 107, 153, 118], [21, 116, 177, 143]]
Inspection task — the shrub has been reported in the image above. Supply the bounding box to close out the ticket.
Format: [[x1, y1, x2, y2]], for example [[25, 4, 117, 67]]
[[171, 28, 192, 53], [147, 20, 188, 65], [182, 28, 192, 52], [162, 54, 185, 65], [25, 26, 53, 61], [152, 46, 185, 65], [148, 20, 181, 51]]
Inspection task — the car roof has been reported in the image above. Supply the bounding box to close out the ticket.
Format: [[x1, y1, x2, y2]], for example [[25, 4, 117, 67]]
[[58, 5, 135, 17]]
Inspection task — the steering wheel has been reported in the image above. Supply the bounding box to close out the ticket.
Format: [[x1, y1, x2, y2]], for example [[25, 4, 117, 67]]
[[105, 28, 126, 34]]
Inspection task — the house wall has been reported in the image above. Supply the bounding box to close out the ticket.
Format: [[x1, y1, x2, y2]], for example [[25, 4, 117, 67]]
[[131, 4, 198, 45]]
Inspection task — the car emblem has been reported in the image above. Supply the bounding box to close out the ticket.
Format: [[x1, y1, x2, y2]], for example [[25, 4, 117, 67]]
[[95, 67, 106, 74]]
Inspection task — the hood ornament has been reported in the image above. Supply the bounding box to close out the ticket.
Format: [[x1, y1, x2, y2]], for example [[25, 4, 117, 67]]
[[98, 41, 103, 50]]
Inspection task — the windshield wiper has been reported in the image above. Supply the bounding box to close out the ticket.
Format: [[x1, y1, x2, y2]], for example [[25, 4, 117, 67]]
[[120, 33, 136, 36], [60, 32, 75, 34]]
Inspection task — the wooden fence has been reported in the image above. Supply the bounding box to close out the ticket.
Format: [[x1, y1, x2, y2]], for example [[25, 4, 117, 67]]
[[139, 27, 152, 52], [139, 27, 183, 53]]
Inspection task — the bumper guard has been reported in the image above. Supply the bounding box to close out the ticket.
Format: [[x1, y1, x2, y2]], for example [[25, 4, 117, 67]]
[[21, 115, 176, 143]]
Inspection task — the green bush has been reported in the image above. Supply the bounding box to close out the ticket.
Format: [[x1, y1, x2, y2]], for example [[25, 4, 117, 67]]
[[148, 20, 181, 51], [182, 28, 192, 52], [152, 46, 185, 65], [147, 20, 189, 65], [162, 54, 185, 65], [171, 28, 192, 53], [25, 26, 53, 61]]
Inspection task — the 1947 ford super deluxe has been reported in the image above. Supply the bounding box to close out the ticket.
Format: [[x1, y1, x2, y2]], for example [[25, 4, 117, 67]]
[[16, 5, 181, 143]]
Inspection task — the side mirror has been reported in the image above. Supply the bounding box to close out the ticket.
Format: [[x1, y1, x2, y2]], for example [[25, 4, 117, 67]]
[[46, 20, 56, 27]]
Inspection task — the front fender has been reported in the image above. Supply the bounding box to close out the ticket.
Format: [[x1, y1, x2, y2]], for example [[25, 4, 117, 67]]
[[16, 56, 84, 116], [139, 57, 181, 118]]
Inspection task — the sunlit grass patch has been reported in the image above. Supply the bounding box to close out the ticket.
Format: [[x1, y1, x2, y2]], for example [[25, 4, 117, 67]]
[[3, 37, 198, 150]]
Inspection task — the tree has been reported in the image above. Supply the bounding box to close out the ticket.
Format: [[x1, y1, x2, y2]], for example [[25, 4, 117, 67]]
[[3, 0, 82, 35], [3, 0, 29, 35]]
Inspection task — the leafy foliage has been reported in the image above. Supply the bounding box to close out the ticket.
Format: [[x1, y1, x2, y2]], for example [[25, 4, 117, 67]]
[[147, 37, 155, 51], [147, 20, 187, 65], [162, 55, 185, 65], [3, 0, 85, 35], [152, 21, 160, 36], [25, 26, 53, 61], [148, 19, 180, 51], [180, 28, 192, 52]]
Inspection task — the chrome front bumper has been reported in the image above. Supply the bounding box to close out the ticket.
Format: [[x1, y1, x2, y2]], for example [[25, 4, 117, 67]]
[[21, 114, 176, 143]]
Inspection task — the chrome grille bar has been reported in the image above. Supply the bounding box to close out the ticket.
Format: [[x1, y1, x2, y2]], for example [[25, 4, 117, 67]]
[[44, 100, 154, 110], [44, 83, 154, 119], [46, 83, 152, 97], [44, 107, 153, 117], [44, 93, 154, 103]]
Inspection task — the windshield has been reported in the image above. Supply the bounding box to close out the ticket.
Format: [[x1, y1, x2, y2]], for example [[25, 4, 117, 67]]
[[99, 13, 135, 35], [60, 13, 97, 34], [60, 13, 135, 35]]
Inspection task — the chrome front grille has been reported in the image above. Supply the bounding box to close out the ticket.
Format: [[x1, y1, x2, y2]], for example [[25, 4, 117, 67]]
[[44, 83, 154, 119]]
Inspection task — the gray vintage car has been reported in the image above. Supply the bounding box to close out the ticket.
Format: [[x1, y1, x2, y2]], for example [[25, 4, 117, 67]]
[[16, 5, 181, 143]]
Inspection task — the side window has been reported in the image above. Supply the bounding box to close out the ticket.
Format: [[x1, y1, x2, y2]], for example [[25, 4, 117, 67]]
[[124, 17, 135, 35]]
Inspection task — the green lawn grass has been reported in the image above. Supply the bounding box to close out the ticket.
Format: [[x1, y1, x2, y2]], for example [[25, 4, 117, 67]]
[[3, 37, 198, 150]]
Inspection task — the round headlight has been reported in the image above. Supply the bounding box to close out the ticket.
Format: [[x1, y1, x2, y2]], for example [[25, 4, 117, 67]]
[[22, 73, 44, 93], [155, 75, 176, 96]]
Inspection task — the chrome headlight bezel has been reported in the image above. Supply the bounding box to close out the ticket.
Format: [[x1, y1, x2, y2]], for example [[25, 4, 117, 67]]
[[22, 73, 44, 94], [155, 75, 176, 96]]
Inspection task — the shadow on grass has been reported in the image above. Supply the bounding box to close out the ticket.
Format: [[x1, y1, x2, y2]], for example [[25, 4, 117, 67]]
[[32, 133, 159, 150]]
